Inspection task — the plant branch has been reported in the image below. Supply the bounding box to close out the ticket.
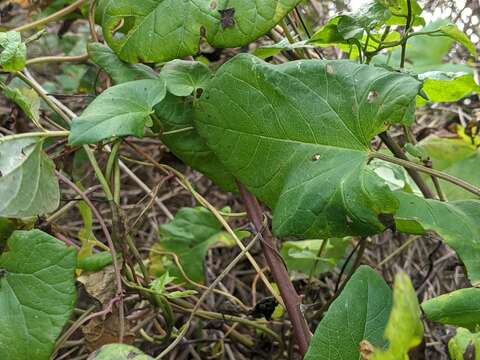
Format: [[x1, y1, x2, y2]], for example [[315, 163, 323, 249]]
[[371, 152, 480, 197], [13, 0, 87, 32], [0, 130, 69, 142], [237, 182, 311, 357], [378, 132, 435, 199], [26, 54, 89, 66], [400, 0, 413, 68]]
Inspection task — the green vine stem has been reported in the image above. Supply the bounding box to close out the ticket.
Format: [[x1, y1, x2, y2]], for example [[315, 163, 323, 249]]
[[371, 152, 480, 197], [26, 54, 89, 66], [12, 0, 87, 33], [0, 130, 69, 142]]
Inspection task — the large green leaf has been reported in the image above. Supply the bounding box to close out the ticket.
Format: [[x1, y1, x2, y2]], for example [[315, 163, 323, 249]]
[[151, 207, 242, 284], [95, 0, 302, 63], [0, 230, 77, 360], [395, 191, 480, 285], [0, 31, 26, 72], [69, 79, 166, 145], [155, 94, 235, 191], [371, 272, 424, 359], [304, 266, 392, 360], [419, 136, 480, 201], [0, 135, 60, 218], [422, 288, 480, 330], [87, 344, 154, 360], [88, 42, 158, 85], [195, 53, 421, 239], [448, 328, 480, 360]]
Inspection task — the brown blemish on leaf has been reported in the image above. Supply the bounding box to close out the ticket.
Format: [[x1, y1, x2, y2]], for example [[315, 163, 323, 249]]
[[359, 339, 374, 359], [311, 153, 321, 161], [326, 64, 336, 75], [210, 0, 217, 10], [367, 90, 379, 103], [219, 8, 235, 29]]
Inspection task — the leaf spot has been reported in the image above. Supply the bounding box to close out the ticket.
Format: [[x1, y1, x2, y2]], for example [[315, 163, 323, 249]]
[[325, 64, 336, 75], [219, 8, 235, 29], [367, 90, 379, 103], [311, 154, 321, 161], [210, 1, 217, 10]]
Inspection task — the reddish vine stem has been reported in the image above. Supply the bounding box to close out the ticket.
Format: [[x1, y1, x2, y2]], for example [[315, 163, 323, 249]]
[[378, 132, 435, 199], [236, 181, 311, 356]]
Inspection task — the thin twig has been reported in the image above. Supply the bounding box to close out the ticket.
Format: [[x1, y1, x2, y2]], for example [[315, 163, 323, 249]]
[[13, 0, 87, 32]]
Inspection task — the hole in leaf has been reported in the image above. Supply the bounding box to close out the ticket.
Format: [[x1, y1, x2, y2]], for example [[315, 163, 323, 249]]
[[311, 154, 321, 161]]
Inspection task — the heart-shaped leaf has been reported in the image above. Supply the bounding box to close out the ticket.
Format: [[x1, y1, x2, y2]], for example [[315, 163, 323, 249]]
[[95, 0, 302, 63], [69, 79, 166, 145], [0, 230, 77, 360], [0, 134, 60, 218], [305, 266, 392, 360], [195, 53, 421, 239]]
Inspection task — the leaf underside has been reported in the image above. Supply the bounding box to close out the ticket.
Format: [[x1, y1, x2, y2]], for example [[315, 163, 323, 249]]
[[0, 136, 60, 218]]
